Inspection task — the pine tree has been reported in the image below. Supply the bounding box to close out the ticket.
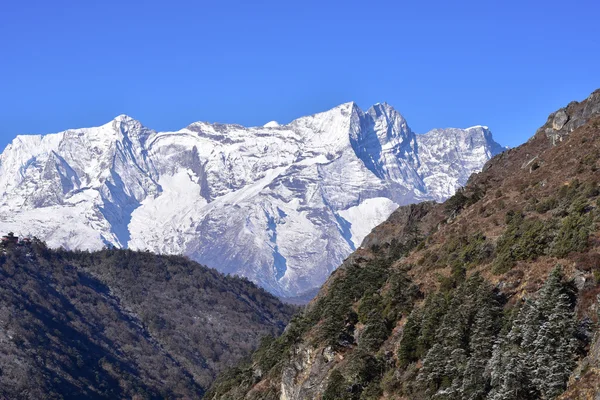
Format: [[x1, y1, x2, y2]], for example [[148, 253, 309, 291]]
[[461, 307, 497, 399], [398, 309, 422, 367], [417, 292, 447, 358], [487, 337, 505, 391], [488, 266, 578, 400], [487, 347, 532, 400], [531, 292, 577, 399], [518, 299, 542, 351], [418, 343, 448, 395]]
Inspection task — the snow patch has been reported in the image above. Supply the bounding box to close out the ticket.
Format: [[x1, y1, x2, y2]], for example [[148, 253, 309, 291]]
[[263, 121, 280, 128], [338, 198, 399, 248]]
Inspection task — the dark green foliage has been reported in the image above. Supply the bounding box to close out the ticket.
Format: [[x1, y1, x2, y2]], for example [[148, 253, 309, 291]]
[[381, 268, 421, 322], [203, 366, 255, 400], [359, 317, 390, 352], [416, 275, 502, 397], [583, 181, 600, 198], [445, 187, 485, 218], [398, 309, 422, 367], [357, 293, 383, 324], [323, 369, 351, 400], [461, 292, 502, 399], [494, 185, 597, 274], [493, 212, 556, 274], [439, 232, 494, 271], [359, 380, 383, 400], [317, 259, 392, 348], [445, 189, 469, 217], [209, 254, 419, 398], [488, 267, 578, 400], [581, 152, 599, 166], [535, 197, 558, 214], [310, 235, 422, 350], [356, 294, 391, 352], [488, 345, 532, 400], [550, 212, 592, 258], [554, 179, 589, 216], [397, 268, 580, 400], [416, 292, 448, 358], [388, 223, 423, 261], [209, 233, 423, 399], [345, 350, 384, 388]]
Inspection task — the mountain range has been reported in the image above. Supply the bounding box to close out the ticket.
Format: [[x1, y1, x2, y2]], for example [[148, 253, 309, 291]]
[[0, 102, 504, 297], [205, 90, 600, 400]]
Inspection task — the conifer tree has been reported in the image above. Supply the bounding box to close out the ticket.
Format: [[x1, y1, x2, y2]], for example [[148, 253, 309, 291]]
[[398, 309, 422, 367], [487, 266, 578, 400], [417, 292, 448, 358], [531, 292, 577, 399], [418, 343, 448, 395], [462, 305, 498, 399], [487, 347, 532, 400]]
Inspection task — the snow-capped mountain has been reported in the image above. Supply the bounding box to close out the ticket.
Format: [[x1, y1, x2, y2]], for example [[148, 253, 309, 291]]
[[0, 102, 504, 297]]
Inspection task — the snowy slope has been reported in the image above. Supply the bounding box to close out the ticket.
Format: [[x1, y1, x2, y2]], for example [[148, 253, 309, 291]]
[[0, 103, 504, 296]]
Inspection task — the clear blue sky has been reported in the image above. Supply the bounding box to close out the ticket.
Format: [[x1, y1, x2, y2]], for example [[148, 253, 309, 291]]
[[1, 0, 599, 150]]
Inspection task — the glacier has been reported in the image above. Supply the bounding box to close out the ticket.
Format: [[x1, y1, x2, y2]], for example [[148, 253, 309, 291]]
[[0, 102, 504, 297]]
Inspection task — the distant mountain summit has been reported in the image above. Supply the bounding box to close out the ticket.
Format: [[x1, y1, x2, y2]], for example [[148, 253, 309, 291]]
[[0, 103, 503, 297]]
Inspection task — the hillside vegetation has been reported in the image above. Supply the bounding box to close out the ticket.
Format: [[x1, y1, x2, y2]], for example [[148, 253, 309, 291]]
[[206, 90, 600, 400], [0, 243, 295, 399]]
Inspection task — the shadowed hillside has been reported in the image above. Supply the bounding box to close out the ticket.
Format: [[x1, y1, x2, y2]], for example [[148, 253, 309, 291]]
[[0, 242, 295, 399]]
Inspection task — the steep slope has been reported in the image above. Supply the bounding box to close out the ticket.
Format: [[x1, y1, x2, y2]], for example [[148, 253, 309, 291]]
[[0, 241, 295, 399], [206, 89, 600, 400], [0, 103, 503, 297]]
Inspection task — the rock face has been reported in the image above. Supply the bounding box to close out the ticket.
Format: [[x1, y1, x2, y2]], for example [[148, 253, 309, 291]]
[[543, 89, 600, 145], [0, 103, 503, 297], [280, 344, 330, 400]]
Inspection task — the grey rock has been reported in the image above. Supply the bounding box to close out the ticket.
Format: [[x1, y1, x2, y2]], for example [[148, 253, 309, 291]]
[[543, 89, 600, 145], [553, 110, 569, 130], [322, 346, 335, 363]]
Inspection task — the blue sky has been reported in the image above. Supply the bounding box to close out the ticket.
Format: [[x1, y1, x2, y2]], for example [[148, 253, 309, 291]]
[[1, 0, 599, 150]]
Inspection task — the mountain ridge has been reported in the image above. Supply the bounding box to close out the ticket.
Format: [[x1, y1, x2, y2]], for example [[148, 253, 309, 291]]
[[0, 102, 503, 297]]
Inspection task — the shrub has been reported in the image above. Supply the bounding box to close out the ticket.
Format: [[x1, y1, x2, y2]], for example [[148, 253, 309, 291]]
[[550, 213, 592, 258], [323, 369, 351, 400], [535, 197, 558, 214], [445, 190, 468, 217], [381, 269, 420, 322], [492, 212, 556, 274]]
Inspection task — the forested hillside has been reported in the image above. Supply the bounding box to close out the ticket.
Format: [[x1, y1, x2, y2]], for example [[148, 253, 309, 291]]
[[0, 243, 295, 399], [206, 90, 600, 400]]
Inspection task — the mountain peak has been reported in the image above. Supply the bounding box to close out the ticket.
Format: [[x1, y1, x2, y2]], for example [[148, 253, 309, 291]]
[[370, 101, 391, 109], [331, 101, 358, 113], [263, 120, 280, 128], [465, 124, 490, 130], [367, 101, 405, 120], [111, 114, 138, 123]]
